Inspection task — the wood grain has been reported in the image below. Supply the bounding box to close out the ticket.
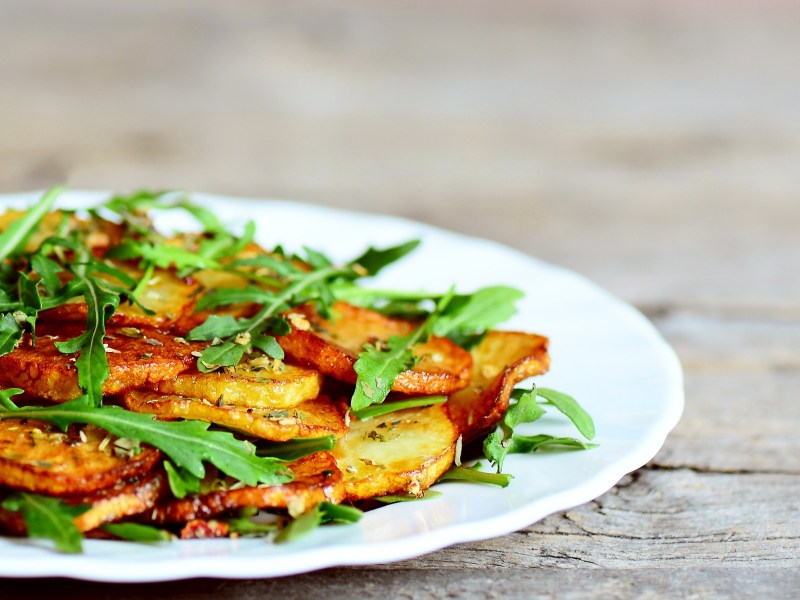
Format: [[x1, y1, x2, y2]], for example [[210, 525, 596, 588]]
[[1, 0, 798, 596]]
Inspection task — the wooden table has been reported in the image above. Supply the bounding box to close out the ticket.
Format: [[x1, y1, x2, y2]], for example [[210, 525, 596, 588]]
[[1, 1, 798, 596]]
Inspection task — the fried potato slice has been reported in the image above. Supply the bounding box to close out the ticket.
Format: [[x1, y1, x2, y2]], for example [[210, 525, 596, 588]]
[[0, 470, 167, 535], [331, 404, 458, 500], [0, 324, 204, 402], [0, 420, 161, 497], [446, 330, 550, 444], [122, 391, 347, 442], [42, 262, 201, 333], [278, 301, 473, 395], [73, 469, 168, 532], [151, 359, 322, 410], [150, 451, 344, 524]]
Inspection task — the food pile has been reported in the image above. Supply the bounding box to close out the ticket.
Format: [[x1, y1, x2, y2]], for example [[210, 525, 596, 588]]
[[0, 189, 594, 552]]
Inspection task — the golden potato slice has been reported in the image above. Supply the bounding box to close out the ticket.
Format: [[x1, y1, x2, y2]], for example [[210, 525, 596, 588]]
[[151, 359, 322, 410], [42, 262, 201, 333], [0, 420, 161, 497], [278, 301, 473, 395], [72, 469, 167, 532], [331, 404, 458, 500], [446, 330, 550, 444], [150, 451, 344, 524], [122, 391, 347, 442], [0, 324, 203, 402]]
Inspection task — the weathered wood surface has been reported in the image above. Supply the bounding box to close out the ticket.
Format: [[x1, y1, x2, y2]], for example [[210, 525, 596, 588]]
[[1, 0, 798, 597]]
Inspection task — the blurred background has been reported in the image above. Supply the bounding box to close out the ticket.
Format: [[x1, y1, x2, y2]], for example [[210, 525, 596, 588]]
[[1, 0, 798, 310]]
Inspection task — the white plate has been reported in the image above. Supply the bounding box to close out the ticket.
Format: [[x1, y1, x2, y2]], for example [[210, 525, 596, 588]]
[[0, 190, 683, 582]]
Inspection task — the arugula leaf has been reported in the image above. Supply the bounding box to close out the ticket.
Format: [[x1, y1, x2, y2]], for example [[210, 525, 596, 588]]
[[1, 493, 85, 553], [349, 239, 421, 276], [506, 434, 597, 454], [0, 387, 22, 410], [484, 386, 596, 473], [102, 522, 174, 543], [432, 285, 523, 339], [537, 387, 596, 440], [191, 263, 354, 372], [0, 186, 63, 260], [53, 266, 119, 406], [351, 334, 418, 411], [225, 517, 277, 537], [353, 395, 446, 421], [437, 464, 513, 488], [274, 502, 363, 544], [30, 254, 64, 296], [255, 435, 335, 461], [351, 290, 455, 411], [164, 460, 202, 499], [0, 313, 24, 356], [0, 397, 292, 486], [374, 489, 443, 503]]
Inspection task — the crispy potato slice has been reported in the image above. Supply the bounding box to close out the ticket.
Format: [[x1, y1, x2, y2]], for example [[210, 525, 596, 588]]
[[42, 262, 201, 332], [446, 330, 550, 444], [150, 451, 344, 524], [331, 404, 458, 500], [122, 391, 347, 442], [73, 469, 168, 532], [0, 420, 161, 497], [151, 359, 322, 410], [278, 301, 473, 395], [0, 471, 167, 535], [0, 324, 204, 402]]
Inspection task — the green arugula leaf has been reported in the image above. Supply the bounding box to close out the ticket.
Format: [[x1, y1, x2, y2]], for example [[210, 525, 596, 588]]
[[195, 340, 246, 373], [374, 489, 443, 503], [0, 313, 24, 356], [164, 460, 203, 499], [0, 387, 22, 410], [351, 290, 454, 411], [353, 395, 446, 421], [101, 522, 174, 543], [484, 386, 596, 473], [53, 267, 119, 406], [1, 493, 86, 553], [225, 517, 277, 537], [255, 436, 335, 461], [351, 334, 417, 411], [186, 314, 248, 341], [537, 388, 596, 440], [437, 464, 513, 488], [0, 397, 292, 486], [349, 239, 421, 276], [192, 264, 353, 372], [30, 254, 64, 296], [432, 285, 523, 339], [274, 502, 363, 544], [0, 186, 63, 261], [507, 434, 597, 454]]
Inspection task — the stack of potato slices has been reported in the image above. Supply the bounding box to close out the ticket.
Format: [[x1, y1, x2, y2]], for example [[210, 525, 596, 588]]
[[0, 191, 551, 549]]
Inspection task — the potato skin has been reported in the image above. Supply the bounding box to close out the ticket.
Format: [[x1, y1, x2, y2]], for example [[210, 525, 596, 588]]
[[446, 330, 550, 444], [0, 419, 161, 497]]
